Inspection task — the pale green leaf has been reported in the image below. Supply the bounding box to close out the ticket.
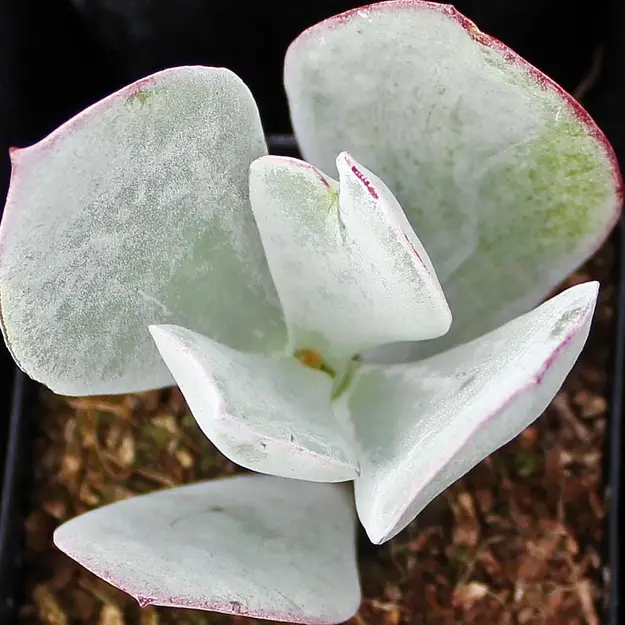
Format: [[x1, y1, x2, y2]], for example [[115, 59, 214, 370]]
[[54, 475, 361, 624], [249, 153, 450, 368], [0, 66, 286, 395], [150, 324, 359, 482], [342, 282, 598, 543]]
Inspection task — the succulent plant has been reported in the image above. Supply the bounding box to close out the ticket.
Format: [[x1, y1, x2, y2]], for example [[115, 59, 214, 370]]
[[0, 2, 621, 624]]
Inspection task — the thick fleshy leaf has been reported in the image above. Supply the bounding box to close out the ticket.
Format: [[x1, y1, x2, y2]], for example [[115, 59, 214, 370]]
[[150, 324, 358, 482], [0, 66, 287, 396], [285, 1, 621, 357], [341, 282, 598, 544], [54, 475, 361, 624], [249, 153, 450, 367]]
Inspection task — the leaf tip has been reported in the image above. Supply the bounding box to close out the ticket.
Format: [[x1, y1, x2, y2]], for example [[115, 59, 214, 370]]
[[52, 521, 75, 557], [362, 517, 395, 546], [337, 152, 379, 200], [136, 596, 154, 608], [8, 146, 22, 161], [566, 280, 600, 313], [583, 279, 600, 298], [253, 154, 332, 186]]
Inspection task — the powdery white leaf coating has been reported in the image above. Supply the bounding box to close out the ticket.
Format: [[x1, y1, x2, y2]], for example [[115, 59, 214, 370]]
[[0, 66, 287, 396], [150, 324, 359, 482], [54, 475, 361, 624], [248, 153, 451, 367], [342, 281, 598, 544], [285, 1, 621, 358]]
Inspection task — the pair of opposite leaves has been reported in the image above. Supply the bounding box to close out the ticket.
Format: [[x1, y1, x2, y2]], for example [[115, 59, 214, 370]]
[[0, 1, 621, 624]]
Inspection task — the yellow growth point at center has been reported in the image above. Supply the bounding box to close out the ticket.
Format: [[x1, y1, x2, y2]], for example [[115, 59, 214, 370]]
[[294, 349, 336, 377]]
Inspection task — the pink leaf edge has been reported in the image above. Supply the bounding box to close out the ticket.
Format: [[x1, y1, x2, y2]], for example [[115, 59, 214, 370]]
[[338, 152, 433, 277], [51, 545, 348, 625]]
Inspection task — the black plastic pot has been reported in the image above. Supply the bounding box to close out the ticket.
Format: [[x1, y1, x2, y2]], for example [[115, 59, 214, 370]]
[[0, 372, 34, 624], [606, 219, 624, 625]]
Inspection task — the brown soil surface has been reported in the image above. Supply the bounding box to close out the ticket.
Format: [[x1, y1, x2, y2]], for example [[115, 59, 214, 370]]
[[17, 240, 616, 625]]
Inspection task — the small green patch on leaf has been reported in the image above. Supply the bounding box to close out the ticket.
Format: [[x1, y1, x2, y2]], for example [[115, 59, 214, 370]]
[[127, 88, 152, 107], [332, 357, 362, 400]]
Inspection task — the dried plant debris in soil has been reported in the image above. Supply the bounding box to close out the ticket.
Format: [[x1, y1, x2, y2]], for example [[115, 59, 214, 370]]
[[18, 242, 615, 625]]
